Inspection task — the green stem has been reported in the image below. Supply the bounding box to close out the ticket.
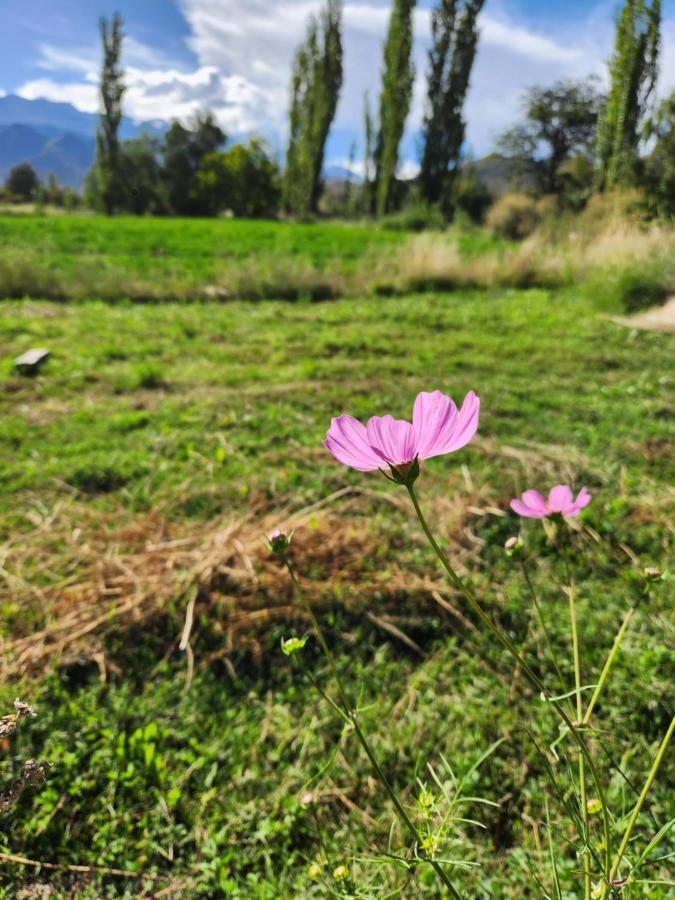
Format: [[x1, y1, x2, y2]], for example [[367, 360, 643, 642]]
[[282, 556, 463, 899], [406, 483, 612, 884], [567, 577, 591, 900], [583, 607, 634, 726], [520, 559, 568, 695], [608, 714, 675, 886]]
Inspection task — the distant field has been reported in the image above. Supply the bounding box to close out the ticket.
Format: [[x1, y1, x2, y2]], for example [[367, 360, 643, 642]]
[[0, 213, 522, 302], [1, 287, 672, 895], [0, 214, 407, 299]]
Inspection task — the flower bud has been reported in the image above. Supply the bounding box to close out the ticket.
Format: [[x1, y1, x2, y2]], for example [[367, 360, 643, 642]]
[[332, 865, 348, 882], [643, 566, 662, 582], [281, 635, 308, 656], [504, 535, 523, 557], [268, 529, 292, 556]]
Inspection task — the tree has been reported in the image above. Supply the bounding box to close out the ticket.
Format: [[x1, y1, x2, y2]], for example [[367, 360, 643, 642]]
[[6, 163, 39, 201], [283, 0, 343, 215], [94, 13, 125, 215], [161, 112, 225, 215], [643, 90, 675, 216], [419, 0, 486, 213], [196, 140, 281, 218], [374, 0, 416, 217], [362, 92, 376, 214], [498, 79, 604, 193], [596, 0, 661, 190], [120, 136, 166, 215]]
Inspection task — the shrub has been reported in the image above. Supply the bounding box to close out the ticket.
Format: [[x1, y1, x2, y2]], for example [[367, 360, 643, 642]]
[[485, 192, 541, 240], [381, 201, 446, 232]]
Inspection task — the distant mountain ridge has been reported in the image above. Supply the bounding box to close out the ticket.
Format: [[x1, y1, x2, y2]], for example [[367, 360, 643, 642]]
[[0, 94, 169, 188]]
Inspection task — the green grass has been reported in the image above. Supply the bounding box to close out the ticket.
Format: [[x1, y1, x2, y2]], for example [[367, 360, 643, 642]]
[[0, 215, 404, 299], [0, 236, 673, 895]]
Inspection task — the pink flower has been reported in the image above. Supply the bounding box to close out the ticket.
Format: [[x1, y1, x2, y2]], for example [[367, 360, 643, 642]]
[[510, 485, 591, 519], [323, 390, 479, 474]]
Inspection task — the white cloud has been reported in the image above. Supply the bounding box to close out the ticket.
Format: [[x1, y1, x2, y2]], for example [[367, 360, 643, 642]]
[[18, 79, 99, 112], [13, 1, 675, 163]]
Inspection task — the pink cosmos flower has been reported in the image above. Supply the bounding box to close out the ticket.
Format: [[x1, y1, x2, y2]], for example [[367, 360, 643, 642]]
[[510, 485, 591, 519], [323, 390, 480, 474]]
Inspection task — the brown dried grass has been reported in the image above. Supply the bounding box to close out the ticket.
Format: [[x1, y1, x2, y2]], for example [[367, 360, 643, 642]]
[[0, 484, 491, 682]]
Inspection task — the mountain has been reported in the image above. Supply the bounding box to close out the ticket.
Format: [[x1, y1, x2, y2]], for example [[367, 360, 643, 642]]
[[323, 165, 362, 183], [0, 94, 169, 188], [466, 153, 539, 196], [0, 94, 167, 140], [0, 123, 95, 187]]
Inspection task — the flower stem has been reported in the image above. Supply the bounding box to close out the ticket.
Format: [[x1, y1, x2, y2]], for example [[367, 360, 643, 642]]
[[608, 714, 675, 887], [282, 556, 463, 899], [583, 607, 634, 726], [406, 484, 612, 884], [566, 576, 591, 900], [520, 559, 567, 694]]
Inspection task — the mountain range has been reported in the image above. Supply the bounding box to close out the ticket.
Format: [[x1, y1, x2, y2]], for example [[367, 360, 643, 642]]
[[0, 94, 523, 196], [0, 94, 168, 188]]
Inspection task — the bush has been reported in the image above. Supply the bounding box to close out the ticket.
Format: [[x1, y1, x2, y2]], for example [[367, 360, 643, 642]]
[[485, 193, 541, 240], [381, 201, 446, 232]]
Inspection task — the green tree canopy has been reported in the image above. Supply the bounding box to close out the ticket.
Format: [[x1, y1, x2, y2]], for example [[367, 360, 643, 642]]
[[162, 112, 226, 215], [643, 90, 675, 216], [6, 163, 39, 200], [498, 79, 604, 193], [419, 0, 486, 213], [374, 0, 416, 217], [196, 140, 281, 218], [283, 0, 343, 215], [596, 0, 661, 189], [94, 13, 125, 215]]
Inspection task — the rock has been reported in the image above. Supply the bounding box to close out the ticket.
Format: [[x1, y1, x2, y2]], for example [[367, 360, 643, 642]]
[[14, 348, 50, 376]]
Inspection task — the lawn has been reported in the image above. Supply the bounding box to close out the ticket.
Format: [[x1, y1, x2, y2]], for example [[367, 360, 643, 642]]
[[0, 221, 673, 897]]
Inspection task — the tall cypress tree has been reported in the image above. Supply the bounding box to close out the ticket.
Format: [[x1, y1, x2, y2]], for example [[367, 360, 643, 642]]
[[95, 13, 125, 216], [283, 0, 343, 215], [374, 0, 416, 217], [419, 0, 485, 212], [362, 91, 376, 214], [596, 0, 661, 190]]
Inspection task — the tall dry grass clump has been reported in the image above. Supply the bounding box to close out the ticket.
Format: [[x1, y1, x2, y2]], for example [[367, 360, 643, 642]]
[[392, 204, 675, 310]]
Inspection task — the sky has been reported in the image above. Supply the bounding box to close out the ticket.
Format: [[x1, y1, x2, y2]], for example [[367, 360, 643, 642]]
[[1, 0, 674, 171]]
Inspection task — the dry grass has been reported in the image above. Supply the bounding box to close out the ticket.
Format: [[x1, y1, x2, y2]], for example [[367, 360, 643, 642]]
[[389, 214, 675, 301], [0, 485, 488, 681]]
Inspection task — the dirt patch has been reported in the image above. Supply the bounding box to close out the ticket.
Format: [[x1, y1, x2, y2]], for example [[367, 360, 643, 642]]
[[1, 485, 492, 681], [611, 296, 675, 334]]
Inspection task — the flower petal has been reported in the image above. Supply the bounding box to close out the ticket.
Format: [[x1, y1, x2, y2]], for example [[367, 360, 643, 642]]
[[521, 490, 548, 514], [574, 487, 592, 509], [511, 499, 546, 519], [366, 415, 417, 465], [412, 390, 456, 459], [323, 415, 383, 471], [548, 484, 573, 513], [412, 390, 479, 460], [563, 488, 592, 517]]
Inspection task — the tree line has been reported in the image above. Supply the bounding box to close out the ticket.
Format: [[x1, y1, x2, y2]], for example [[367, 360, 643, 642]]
[[4, 0, 672, 220]]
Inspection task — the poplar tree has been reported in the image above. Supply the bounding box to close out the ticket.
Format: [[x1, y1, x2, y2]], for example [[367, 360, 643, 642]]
[[419, 0, 485, 212], [95, 13, 126, 216], [596, 0, 661, 189], [362, 92, 376, 214], [374, 0, 416, 217], [284, 0, 343, 215]]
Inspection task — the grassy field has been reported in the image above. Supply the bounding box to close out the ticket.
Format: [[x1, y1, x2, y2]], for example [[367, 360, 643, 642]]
[[0, 216, 673, 897], [0, 215, 407, 301]]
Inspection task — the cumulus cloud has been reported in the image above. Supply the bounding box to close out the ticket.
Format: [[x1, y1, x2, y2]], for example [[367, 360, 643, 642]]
[[14, 1, 675, 161]]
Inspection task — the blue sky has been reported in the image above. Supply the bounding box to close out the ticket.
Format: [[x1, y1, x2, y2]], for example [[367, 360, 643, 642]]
[[2, 1, 674, 168]]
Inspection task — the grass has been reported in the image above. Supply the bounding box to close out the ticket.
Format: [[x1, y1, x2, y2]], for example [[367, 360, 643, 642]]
[[1, 211, 672, 309], [0, 215, 673, 896], [0, 215, 404, 301]]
